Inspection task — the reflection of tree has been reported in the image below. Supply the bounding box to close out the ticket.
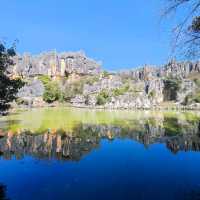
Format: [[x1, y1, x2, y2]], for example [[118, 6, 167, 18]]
[[0, 184, 9, 200]]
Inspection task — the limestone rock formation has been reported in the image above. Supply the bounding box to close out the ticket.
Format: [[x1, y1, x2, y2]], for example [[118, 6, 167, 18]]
[[17, 79, 44, 98], [12, 51, 101, 78], [83, 75, 122, 95], [9, 50, 200, 109]]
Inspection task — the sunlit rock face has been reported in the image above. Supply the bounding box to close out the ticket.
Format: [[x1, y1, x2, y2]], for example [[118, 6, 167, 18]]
[[159, 60, 200, 79], [83, 75, 123, 96], [10, 51, 200, 109], [12, 51, 101, 78], [119, 60, 200, 82], [17, 79, 44, 98]]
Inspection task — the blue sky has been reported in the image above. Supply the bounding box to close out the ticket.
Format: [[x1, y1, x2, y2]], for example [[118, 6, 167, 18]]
[[0, 0, 177, 70]]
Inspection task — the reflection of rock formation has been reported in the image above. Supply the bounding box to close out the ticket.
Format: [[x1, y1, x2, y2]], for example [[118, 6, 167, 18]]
[[0, 132, 100, 161], [0, 116, 200, 160], [166, 135, 200, 154]]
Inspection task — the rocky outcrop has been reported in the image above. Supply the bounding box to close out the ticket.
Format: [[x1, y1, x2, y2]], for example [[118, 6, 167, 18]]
[[12, 51, 101, 78], [119, 60, 200, 81], [17, 79, 44, 98], [83, 75, 123, 95], [177, 79, 197, 103], [16, 79, 46, 107], [10, 50, 200, 109], [159, 60, 200, 79]]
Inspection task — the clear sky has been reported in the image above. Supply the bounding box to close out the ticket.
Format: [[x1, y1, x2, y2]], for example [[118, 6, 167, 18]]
[[0, 0, 176, 70]]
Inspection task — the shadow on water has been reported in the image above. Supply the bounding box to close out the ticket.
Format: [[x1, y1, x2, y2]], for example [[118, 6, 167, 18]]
[[0, 184, 9, 200], [184, 187, 200, 200]]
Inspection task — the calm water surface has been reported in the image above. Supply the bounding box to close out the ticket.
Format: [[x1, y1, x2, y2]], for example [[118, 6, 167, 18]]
[[0, 107, 200, 200]]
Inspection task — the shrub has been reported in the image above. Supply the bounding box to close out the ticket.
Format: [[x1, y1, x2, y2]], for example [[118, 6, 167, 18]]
[[194, 78, 200, 87], [163, 78, 181, 101], [38, 75, 51, 86], [193, 92, 200, 103], [85, 76, 99, 85], [183, 92, 200, 105], [112, 85, 129, 96], [102, 71, 110, 78], [148, 90, 156, 98], [96, 90, 111, 105], [63, 81, 84, 102], [43, 82, 62, 103]]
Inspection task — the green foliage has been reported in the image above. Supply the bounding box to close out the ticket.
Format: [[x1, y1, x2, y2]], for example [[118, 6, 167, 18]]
[[102, 71, 110, 78], [164, 117, 182, 136], [194, 78, 200, 87], [84, 75, 99, 85], [164, 78, 181, 91], [38, 75, 62, 103], [163, 78, 181, 100], [184, 92, 200, 105], [193, 92, 200, 103], [43, 82, 62, 103], [112, 85, 129, 96], [148, 90, 156, 98], [38, 75, 51, 86], [96, 90, 111, 105], [63, 81, 84, 102], [0, 42, 24, 112]]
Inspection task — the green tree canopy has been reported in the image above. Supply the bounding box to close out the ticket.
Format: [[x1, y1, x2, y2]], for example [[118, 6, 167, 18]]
[[0, 42, 24, 112]]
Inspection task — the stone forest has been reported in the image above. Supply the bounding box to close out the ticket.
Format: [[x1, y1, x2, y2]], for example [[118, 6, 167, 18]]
[[9, 50, 200, 110], [2, 1, 200, 200]]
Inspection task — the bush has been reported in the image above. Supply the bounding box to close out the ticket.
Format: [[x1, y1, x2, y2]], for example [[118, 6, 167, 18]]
[[183, 92, 200, 105], [193, 92, 200, 103], [102, 71, 110, 78], [96, 90, 111, 105], [148, 90, 156, 98], [85, 76, 99, 85], [63, 81, 84, 102], [194, 78, 200, 87], [38, 75, 51, 86], [163, 78, 181, 101], [43, 82, 62, 103], [112, 85, 129, 96]]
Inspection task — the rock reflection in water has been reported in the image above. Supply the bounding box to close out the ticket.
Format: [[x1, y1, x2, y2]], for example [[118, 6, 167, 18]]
[[0, 114, 200, 160]]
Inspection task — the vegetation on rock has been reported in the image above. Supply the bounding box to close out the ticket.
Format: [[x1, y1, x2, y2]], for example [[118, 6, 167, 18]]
[[96, 90, 111, 105], [163, 78, 181, 101]]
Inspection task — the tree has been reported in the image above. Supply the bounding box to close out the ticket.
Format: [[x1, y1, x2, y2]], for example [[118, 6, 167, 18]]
[[164, 0, 200, 58], [0, 42, 24, 112], [43, 82, 61, 103]]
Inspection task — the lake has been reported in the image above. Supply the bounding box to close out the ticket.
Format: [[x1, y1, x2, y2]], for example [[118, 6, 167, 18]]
[[0, 107, 200, 200]]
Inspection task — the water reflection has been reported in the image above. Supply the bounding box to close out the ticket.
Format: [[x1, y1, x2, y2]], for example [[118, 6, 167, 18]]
[[0, 184, 9, 200], [0, 114, 200, 160]]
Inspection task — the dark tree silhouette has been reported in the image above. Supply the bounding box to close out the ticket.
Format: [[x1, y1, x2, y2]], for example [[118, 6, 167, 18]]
[[164, 0, 200, 58], [0, 42, 24, 113]]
